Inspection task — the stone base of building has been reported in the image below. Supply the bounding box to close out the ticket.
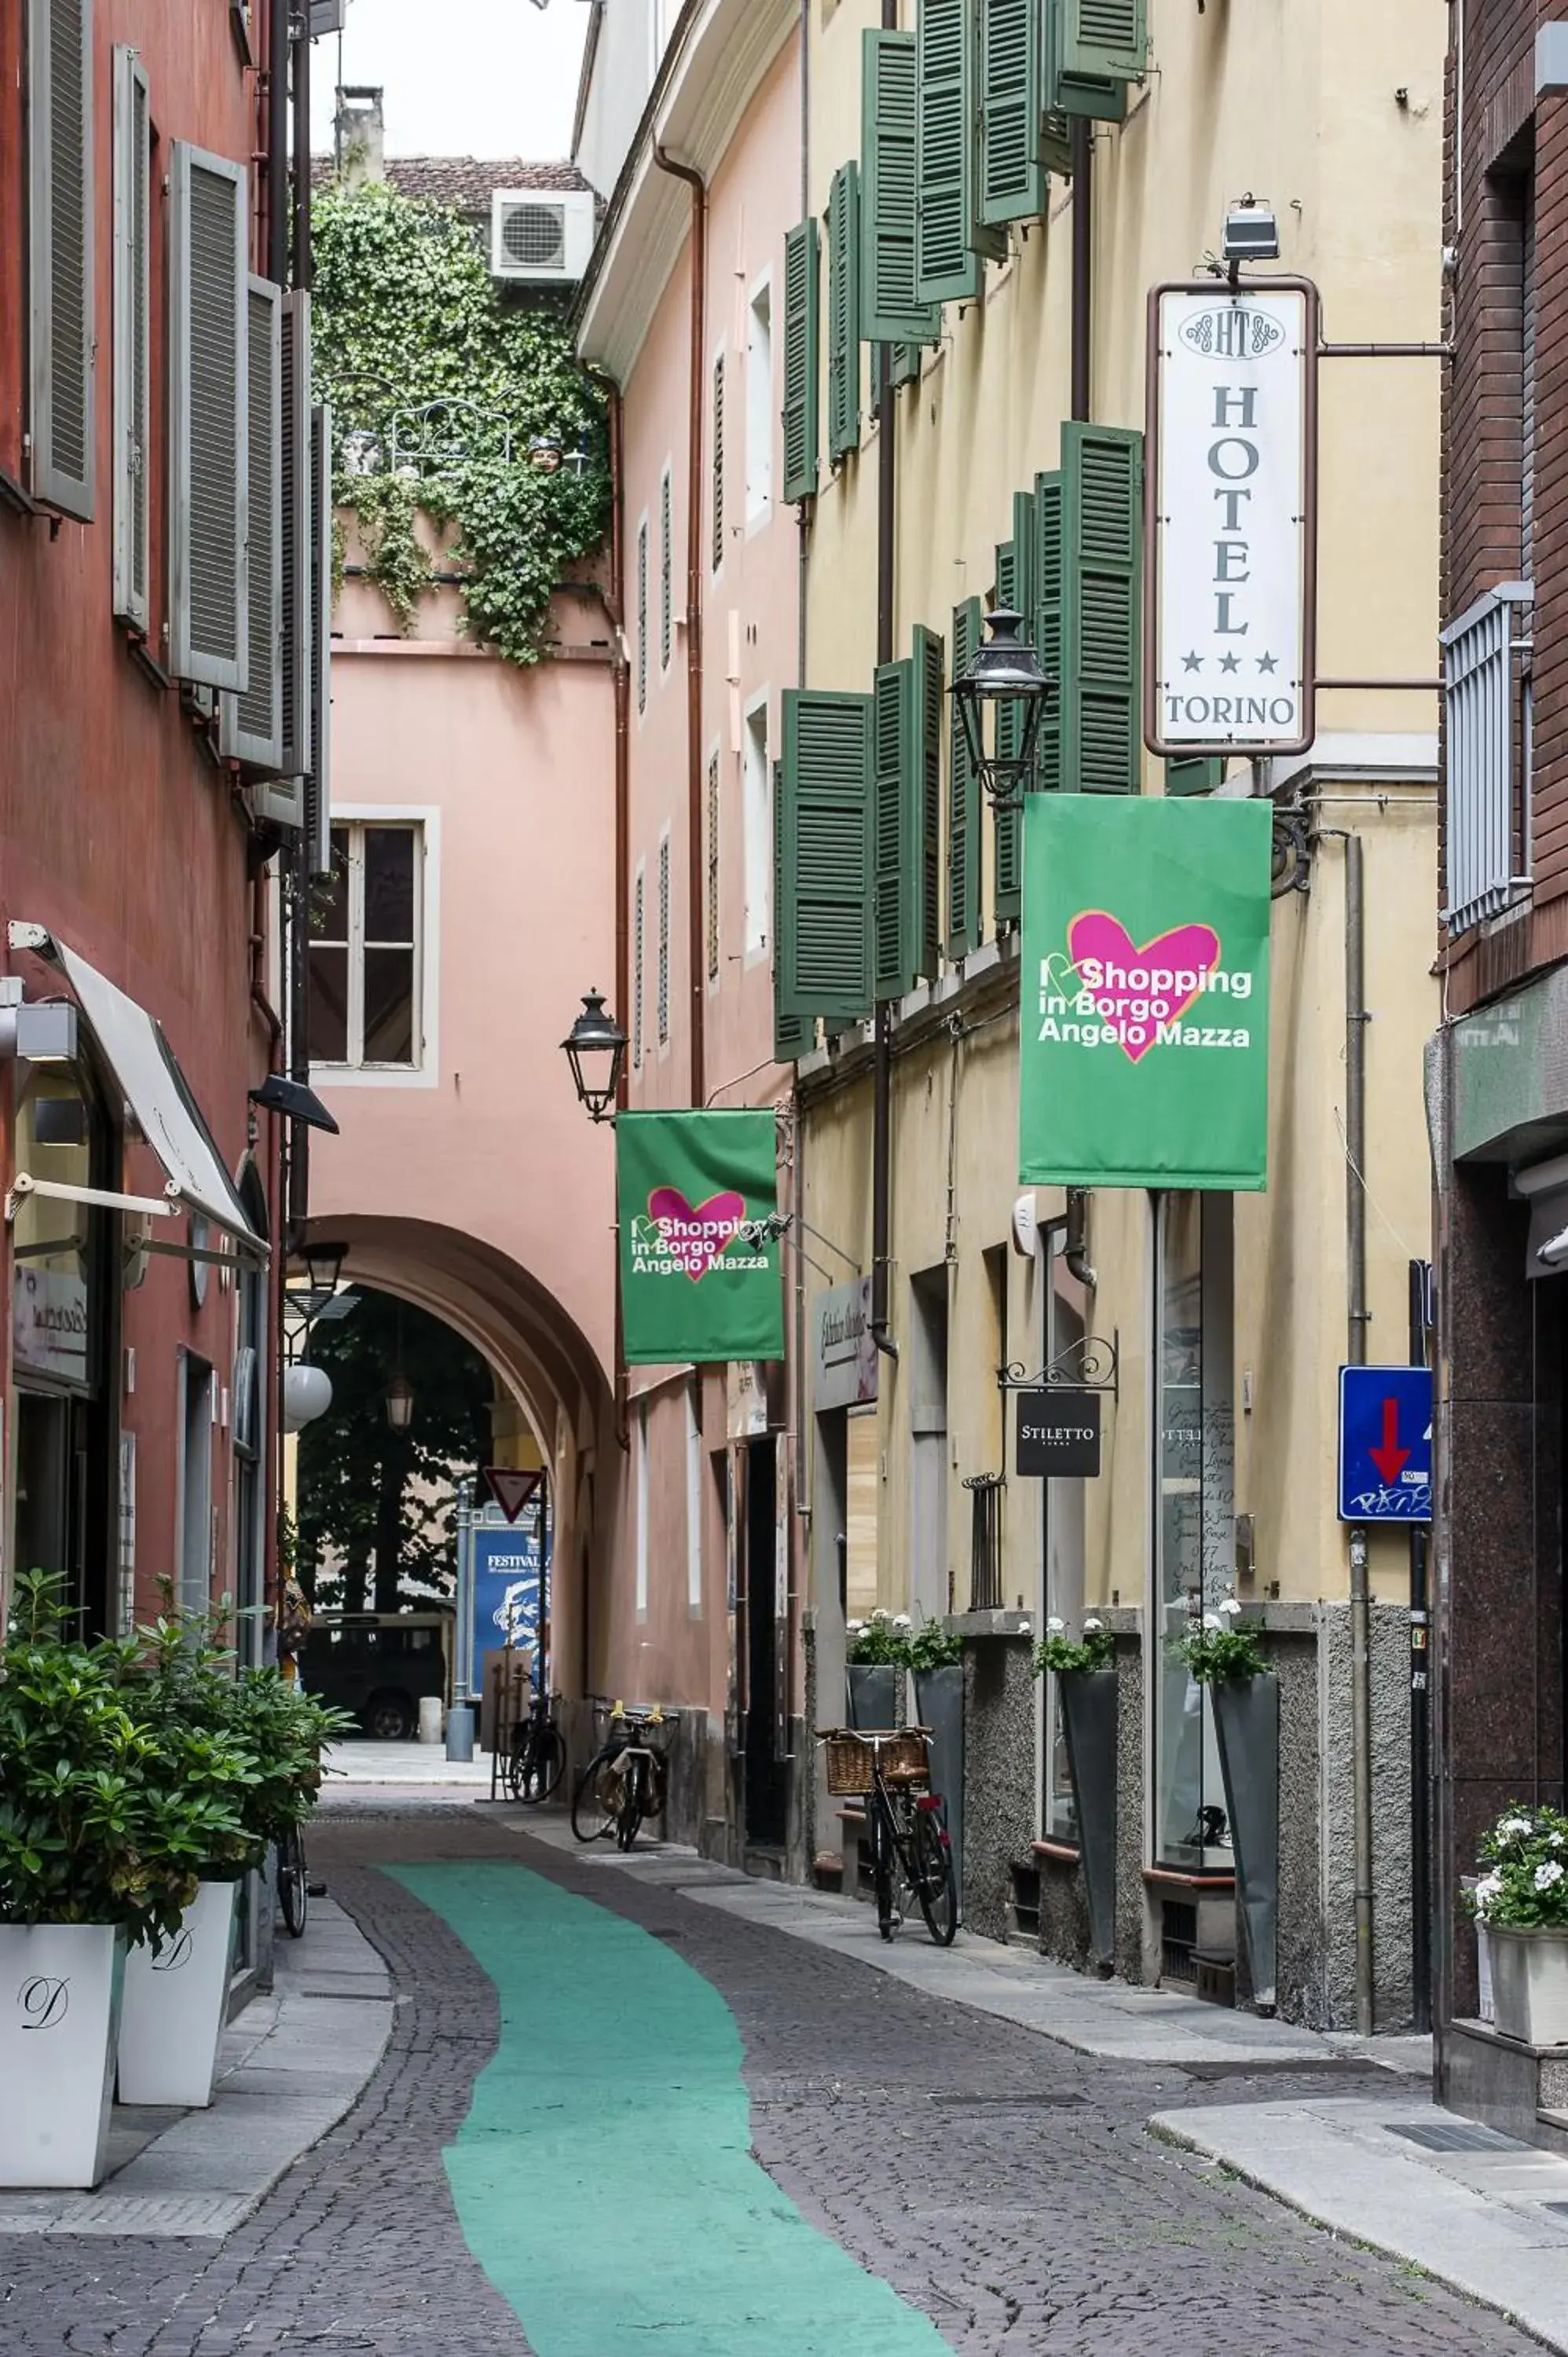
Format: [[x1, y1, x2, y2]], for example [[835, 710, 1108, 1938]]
[[1443, 2018, 1568, 2154]]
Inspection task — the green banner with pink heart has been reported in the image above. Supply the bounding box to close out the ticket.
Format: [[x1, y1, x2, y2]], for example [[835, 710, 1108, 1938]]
[[617, 1109, 786, 1365], [1019, 795, 1273, 1190]]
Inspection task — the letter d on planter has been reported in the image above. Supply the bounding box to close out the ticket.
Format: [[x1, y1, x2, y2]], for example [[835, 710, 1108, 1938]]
[[118, 1880, 239, 2108], [0, 1923, 124, 2187]]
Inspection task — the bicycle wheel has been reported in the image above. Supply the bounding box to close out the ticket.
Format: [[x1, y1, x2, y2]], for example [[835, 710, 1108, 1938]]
[[522, 1723, 565, 1805], [570, 1750, 617, 1842], [504, 1725, 531, 1802], [616, 1756, 646, 1851], [277, 1825, 308, 1938], [867, 1797, 897, 1941], [911, 1805, 958, 1947]]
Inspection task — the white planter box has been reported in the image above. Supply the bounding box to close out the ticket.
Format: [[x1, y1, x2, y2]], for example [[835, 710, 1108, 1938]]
[[117, 1880, 237, 2109], [1488, 1925, 1568, 2047], [0, 1923, 123, 2187]]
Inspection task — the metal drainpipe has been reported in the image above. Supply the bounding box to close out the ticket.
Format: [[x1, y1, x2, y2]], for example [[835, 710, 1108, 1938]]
[[652, 143, 708, 1114], [608, 385, 631, 1452], [1342, 829, 1376, 2035], [1070, 119, 1092, 422], [286, 2, 312, 1241], [267, 0, 289, 285], [867, 0, 899, 1365]]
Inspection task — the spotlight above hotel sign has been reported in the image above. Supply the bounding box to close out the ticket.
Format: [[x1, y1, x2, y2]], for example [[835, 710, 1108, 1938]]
[[1145, 279, 1319, 760]]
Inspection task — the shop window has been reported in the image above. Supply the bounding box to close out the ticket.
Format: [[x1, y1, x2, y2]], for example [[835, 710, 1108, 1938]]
[[844, 1405, 880, 1621], [178, 1353, 215, 1615], [744, 700, 771, 959], [1041, 1224, 1090, 1839], [308, 821, 424, 1071], [1152, 1192, 1236, 1869]]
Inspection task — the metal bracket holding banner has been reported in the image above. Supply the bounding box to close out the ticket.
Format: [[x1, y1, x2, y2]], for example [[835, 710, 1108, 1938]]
[[1145, 276, 1321, 763], [998, 1331, 1120, 1405]]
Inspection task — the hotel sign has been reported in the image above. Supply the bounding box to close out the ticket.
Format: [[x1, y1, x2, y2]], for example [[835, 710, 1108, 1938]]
[[1145, 280, 1318, 759]]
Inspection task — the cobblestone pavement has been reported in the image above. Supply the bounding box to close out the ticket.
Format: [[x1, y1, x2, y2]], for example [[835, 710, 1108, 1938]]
[[0, 1802, 1544, 2355]]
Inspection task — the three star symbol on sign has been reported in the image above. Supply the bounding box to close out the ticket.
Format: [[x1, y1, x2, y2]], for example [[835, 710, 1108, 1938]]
[[1179, 652, 1280, 675]]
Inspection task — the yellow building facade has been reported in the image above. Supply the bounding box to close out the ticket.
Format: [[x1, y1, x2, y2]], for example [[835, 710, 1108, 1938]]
[[793, 0, 1442, 2024]]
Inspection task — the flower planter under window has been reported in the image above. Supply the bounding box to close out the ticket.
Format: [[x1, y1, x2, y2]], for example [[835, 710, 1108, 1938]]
[[1488, 1926, 1568, 2047], [1057, 1669, 1119, 1969], [846, 1662, 899, 1730], [1210, 1672, 1280, 2012], [118, 1880, 239, 2109], [0, 1924, 124, 2188], [913, 1661, 965, 1909]]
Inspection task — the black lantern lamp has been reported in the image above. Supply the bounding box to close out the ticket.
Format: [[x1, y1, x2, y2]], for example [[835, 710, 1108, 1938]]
[[384, 1369, 415, 1432], [302, 1237, 348, 1296], [951, 607, 1053, 808], [562, 990, 627, 1124]]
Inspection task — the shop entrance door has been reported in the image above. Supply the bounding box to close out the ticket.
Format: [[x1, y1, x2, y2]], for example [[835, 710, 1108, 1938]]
[[743, 1437, 788, 1851]]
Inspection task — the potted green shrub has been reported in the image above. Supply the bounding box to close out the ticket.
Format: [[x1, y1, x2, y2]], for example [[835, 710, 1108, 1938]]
[[845, 1609, 906, 1730], [1034, 1618, 1118, 1967], [0, 1573, 217, 2187], [906, 1618, 965, 1907], [117, 1606, 266, 2109], [1471, 1806, 1568, 2045], [1176, 1602, 1277, 2011]]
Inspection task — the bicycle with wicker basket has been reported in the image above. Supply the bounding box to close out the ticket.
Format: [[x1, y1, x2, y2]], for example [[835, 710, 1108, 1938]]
[[817, 1725, 958, 1946]]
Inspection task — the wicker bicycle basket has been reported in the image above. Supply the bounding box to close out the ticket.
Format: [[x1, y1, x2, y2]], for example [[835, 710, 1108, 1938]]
[[821, 1728, 929, 1795]]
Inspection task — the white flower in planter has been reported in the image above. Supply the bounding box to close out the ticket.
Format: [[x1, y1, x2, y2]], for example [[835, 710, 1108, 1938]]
[[1473, 1871, 1504, 1919], [870, 1607, 892, 1624], [1202, 1612, 1222, 1632], [1083, 1617, 1105, 1633], [1046, 1617, 1065, 1635], [892, 1615, 912, 1631], [1500, 1816, 1534, 1841], [846, 1621, 865, 1637], [1537, 1861, 1566, 1893], [1018, 1623, 1033, 1637], [1217, 1596, 1242, 1619]]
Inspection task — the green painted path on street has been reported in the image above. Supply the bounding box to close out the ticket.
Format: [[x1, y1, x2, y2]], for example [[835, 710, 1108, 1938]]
[[387, 1860, 951, 2356]]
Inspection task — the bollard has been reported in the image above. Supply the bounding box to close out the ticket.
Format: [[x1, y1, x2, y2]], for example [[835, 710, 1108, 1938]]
[[417, 1695, 444, 1746], [445, 1701, 475, 1762]]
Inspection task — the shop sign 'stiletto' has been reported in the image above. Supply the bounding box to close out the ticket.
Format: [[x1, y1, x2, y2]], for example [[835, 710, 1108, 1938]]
[[1145, 279, 1319, 758]]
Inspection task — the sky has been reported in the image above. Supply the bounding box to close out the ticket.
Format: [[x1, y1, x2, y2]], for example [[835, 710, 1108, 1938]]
[[310, 0, 590, 162]]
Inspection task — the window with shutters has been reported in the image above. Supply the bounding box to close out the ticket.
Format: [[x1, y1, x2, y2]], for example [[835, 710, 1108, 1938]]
[[993, 513, 1029, 921], [221, 279, 284, 774], [706, 752, 721, 981], [874, 633, 942, 1002], [827, 163, 862, 462], [277, 291, 313, 787], [781, 219, 820, 504], [1046, 0, 1140, 124], [744, 699, 771, 960], [169, 142, 250, 693], [711, 352, 725, 572], [947, 598, 982, 959], [861, 31, 941, 347], [307, 822, 425, 1072], [777, 689, 874, 1025], [1033, 471, 1063, 793], [772, 761, 809, 1063], [657, 831, 672, 1048], [659, 470, 672, 674], [632, 866, 646, 1069], [916, 0, 1005, 309], [1166, 757, 1225, 798], [636, 515, 650, 714], [28, 0, 97, 522], [112, 46, 152, 627], [304, 402, 334, 878], [746, 274, 773, 523], [1060, 421, 1143, 795], [979, 0, 1045, 228], [1442, 584, 1534, 935]]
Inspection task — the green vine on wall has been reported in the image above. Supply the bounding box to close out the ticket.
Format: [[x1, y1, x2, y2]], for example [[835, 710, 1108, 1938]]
[[311, 179, 609, 665]]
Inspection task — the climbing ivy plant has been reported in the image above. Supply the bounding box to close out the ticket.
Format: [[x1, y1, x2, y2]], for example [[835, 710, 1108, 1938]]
[[310, 178, 609, 664]]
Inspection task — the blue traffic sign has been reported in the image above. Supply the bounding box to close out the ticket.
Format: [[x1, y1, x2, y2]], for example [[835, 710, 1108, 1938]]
[[1338, 1365, 1433, 1523]]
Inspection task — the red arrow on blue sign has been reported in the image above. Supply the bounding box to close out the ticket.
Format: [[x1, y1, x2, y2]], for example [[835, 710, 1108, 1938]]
[[1368, 1398, 1411, 1486]]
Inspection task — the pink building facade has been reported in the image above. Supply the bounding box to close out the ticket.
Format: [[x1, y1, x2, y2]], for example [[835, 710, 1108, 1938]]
[[576, 0, 808, 1861]]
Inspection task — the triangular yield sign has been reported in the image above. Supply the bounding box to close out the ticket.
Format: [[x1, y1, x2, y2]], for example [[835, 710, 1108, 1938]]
[[482, 1467, 542, 1524]]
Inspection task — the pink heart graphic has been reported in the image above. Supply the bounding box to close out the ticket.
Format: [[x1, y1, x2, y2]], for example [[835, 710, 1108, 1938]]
[[1066, 911, 1222, 1065], [647, 1187, 748, 1282]]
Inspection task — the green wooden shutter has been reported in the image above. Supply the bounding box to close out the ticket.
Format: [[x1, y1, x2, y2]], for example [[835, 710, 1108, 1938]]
[[779, 689, 874, 1021], [1062, 0, 1148, 83], [917, 0, 983, 304], [1046, 0, 1128, 121], [947, 597, 982, 959], [1166, 756, 1224, 797], [1033, 470, 1064, 793], [782, 218, 820, 503], [827, 164, 862, 460], [1061, 420, 1143, 794], [979, 0, 1043, 227], [862, 31, 943, 344], [874, 658, 911, 1001], [913, 623, 943, 980], [890, 342, 922, 387], [773, 762, 809, 1061], [993, 533, 1023, 922]]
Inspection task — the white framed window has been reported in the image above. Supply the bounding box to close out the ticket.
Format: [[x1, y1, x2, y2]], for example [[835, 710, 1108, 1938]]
[[636, 512, 650, 715], [745, 271, 774, 525], [659, 464, 673, 673], [657, 830, 672, 1048], [743, 695, 771, 959], [28, 0, 97, 522], [111, 45, 152, 628], [308, 819, 427, 1073], [632, 863, 646, 1070], [167, 140, 249, 691]]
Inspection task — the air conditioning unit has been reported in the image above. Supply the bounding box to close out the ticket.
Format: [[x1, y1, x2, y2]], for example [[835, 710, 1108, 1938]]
[[490, 189, 596, 285]]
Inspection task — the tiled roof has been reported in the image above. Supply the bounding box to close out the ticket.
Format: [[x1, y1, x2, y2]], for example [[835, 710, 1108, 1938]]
[[312, 156, 590, 209]]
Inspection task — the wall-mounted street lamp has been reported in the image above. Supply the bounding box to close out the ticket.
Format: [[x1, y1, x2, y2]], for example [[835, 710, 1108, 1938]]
[[384, 1369, 415, 1432], [951, 608, 1053, 809], [302, 1237, 348, 1296], [562, 990, 627, 1124]]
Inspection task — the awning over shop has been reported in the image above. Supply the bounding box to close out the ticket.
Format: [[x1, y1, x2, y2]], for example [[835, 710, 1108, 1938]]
[[1514, 1149, 1568, 1281], [9, 923, 267, 1260]]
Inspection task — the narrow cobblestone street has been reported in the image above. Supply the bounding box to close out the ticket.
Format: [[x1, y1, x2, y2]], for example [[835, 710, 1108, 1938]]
[[0, 1801, 1545, 2355]]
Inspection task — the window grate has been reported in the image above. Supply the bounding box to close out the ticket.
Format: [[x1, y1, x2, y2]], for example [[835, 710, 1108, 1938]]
[[636, 519, 649, 713], [632, 870, 645, 1069], [657, 834, 671, 1047], [712, 354, 724, 570], [1161, 1898, 1198, 1983], [1442, 581, 1533, 936], [707, 754, 720, 981], [660, 470, 672, 672], [965, 1472, 1005, 1610]]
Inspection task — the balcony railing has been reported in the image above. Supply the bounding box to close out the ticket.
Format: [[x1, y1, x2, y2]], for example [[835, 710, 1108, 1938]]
[[1442, 581, 1533, 936], [964, 1472, 1005, 1612]]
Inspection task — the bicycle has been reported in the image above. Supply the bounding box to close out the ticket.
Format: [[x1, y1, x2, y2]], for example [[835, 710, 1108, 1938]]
[[276, 1821, 310, 1938], [817, 1725, 958, 1947], [506, 1687, 566, 1805], [570, 1703, 677, 1849]]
